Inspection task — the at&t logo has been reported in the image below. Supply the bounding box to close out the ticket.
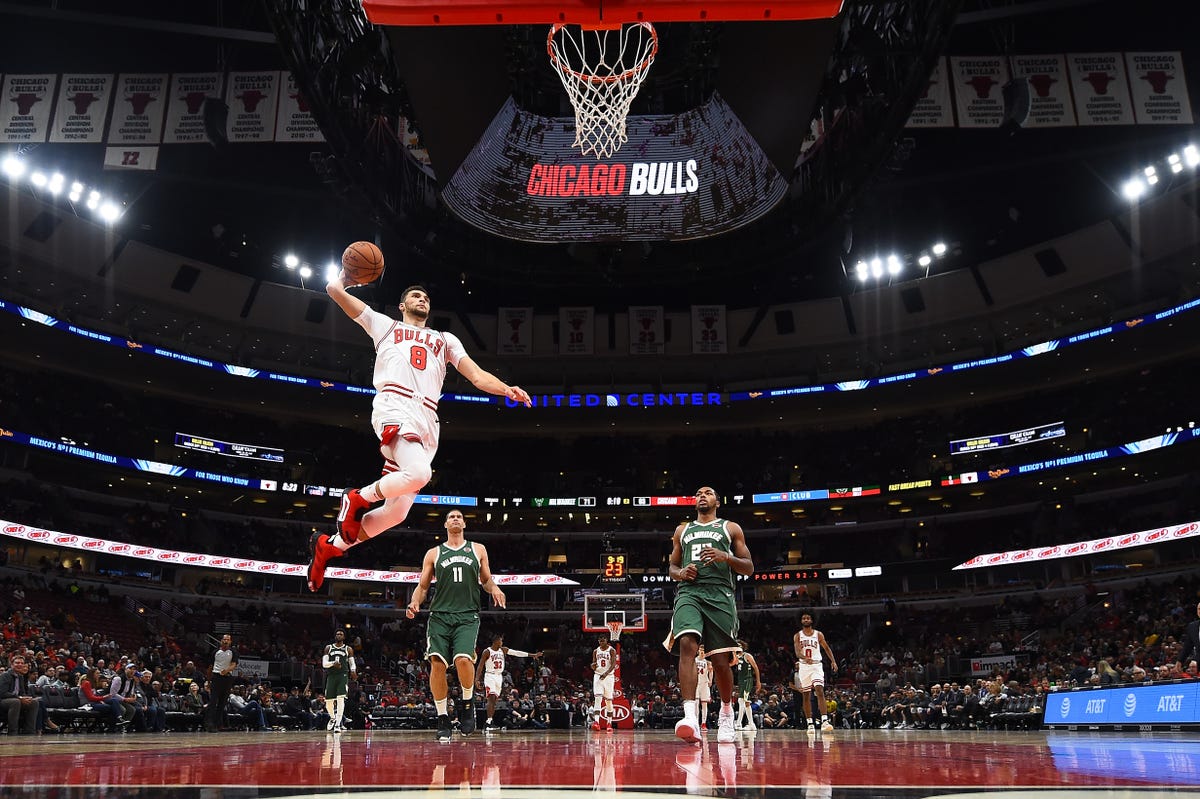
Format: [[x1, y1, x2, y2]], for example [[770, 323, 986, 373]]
[[1124, 693, 1137, 717], [1059, 696, 1071, 718]]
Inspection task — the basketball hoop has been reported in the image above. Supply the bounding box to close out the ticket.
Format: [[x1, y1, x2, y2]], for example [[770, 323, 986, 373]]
[[547, 22, 658, 159], [606, 619, 625, 642]]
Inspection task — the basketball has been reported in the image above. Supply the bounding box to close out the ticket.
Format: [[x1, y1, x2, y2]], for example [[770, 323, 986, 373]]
[[341, 241, 384, 285]]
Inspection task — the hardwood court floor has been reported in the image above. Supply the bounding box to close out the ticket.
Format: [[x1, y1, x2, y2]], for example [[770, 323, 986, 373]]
[[0, 728, 1196, 797]]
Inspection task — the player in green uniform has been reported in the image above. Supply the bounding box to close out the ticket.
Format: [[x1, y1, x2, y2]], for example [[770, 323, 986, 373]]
[[322, 629, 357, 732], [732, 640, 761, 730], [664, 486, 754, 744], [406, 509, 507, 741]]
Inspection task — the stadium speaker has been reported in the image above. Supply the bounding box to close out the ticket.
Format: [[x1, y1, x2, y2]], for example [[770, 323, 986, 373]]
[[1001, 78, 1031, 130], [170, 264, 201, 293], [1034, 247, 1067, 277], [304, 298, 328, 324], [203, 98, 229, 148], [900, 286, 926, 314], [774, 309, 795, 335], [23, 211, 61, 243]]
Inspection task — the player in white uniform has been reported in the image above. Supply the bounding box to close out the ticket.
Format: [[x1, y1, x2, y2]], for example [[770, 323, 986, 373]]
[[590, 636, 617, 731], [695, 644, 712, 732], [307, 276, 532, 591], [793, 612, 838, 734], [474, 633, 542, 732]]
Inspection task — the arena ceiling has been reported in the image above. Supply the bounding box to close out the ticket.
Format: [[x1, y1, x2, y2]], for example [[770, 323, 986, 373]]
[[0, 0, 1197, 315]]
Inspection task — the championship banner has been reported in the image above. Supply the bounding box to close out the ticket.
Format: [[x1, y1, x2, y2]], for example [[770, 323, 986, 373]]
[[107, 73, 168, 144], [691, 304, 728, 354], [163, 73, 223, 144], [0, 74, 58, 143], [1068, 53, 1135, 126], [273, 71, 323, 142], [225, 71, 280, 142], [950, 56, 1009, 128], [906, 57, 956, 128], [629, 306, 664, 355], [49, 74, 113, 143], [1125, 51, 1194, 125], [1011, 55, 1076, 127], [103, 146, 159, 171], [497, 307, 533, 356], [559, 307, 595, 355]]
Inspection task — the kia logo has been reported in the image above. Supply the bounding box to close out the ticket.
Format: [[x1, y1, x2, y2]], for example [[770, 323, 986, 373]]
[[609, 704, 631, 722]]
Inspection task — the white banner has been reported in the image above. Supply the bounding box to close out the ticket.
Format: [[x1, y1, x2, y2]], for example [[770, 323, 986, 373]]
[[1126, 51, 1194, 125], [107, 73, 168, 144], [237, 657, 270, 680], [274, 72, 323, 142], [628, 306, 664, 355], [103, 146, 159, 171], [225, 71, 280, 143], [955, 519, 1200, 570], [1068, 53, 1135, 126], [0, 518, 579, 586], [0, 74, 58, 143], [691, 305, 727, 354], [49, 74, 113, 143], [1011, 55, 1076, 127], [951, 56, 1009, 128], [559, 307, 594, 355], [907, 57, 955, 128], [163, 73, 223, 144], [497, 307, 533, 356]]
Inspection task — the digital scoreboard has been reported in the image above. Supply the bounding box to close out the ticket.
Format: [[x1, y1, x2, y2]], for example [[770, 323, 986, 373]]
[[601, 553, 628, 584]]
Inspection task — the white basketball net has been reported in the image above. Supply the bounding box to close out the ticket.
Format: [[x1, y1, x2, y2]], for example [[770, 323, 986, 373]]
[[606, 620, 625, 642], [547, 22, 658, 159]]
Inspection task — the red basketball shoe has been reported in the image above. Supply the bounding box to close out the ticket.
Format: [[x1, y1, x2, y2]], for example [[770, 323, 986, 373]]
[[307, 532, 344, 592], [336, 488, 371, 543]]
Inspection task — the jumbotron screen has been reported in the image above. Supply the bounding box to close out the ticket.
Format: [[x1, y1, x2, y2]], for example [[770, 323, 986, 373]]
[[441, 93, 787, 243]]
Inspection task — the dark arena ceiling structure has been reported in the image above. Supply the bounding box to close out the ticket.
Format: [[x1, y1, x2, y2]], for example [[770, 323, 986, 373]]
[[0, 0, 1197, 320]]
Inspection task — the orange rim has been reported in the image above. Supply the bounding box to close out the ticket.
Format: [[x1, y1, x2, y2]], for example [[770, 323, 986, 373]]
[[547, 22, 658, 86]]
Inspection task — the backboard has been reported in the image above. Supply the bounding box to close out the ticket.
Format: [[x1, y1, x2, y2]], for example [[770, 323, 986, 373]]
[[362, 0, 845, 27], [582, 592, 647, 638]]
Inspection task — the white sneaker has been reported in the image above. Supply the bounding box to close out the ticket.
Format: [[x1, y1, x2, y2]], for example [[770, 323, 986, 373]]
[[717, 713, 736, 743], [675, 717, 701, 744], [806, 724, 816, 735], [821, 720, 833, 732]]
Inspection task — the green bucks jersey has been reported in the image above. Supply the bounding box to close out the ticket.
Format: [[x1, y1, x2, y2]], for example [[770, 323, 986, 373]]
[[431, 541, 481, 614], [679, 518, 736, 592]]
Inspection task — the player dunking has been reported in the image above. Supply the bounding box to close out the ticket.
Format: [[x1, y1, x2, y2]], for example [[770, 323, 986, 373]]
[[406, 509, 507, 741], [793, 612, 838, 734], [475, 633, 542, 732], [590, 635, 617, 731], [322, 629, 357, 732], [664, 486, 754, 744], [307, 277, 531, 592]]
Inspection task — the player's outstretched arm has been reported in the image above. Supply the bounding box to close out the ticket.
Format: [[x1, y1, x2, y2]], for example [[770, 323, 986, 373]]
[[326, 273, 369, 320], [455, 356, 531, 407], [475, 543, 507, 608], [405, 548, 438, 618]]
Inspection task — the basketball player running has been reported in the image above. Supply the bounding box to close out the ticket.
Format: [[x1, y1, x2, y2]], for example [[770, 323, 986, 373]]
[[475, 633, 542, 732], [664, 486, 754, 744], [406, 509, 506, 741], [322, 629, 357, 732], [793, 612, 838, 734], [732, 641, 761, 730], [591, 635, 617, 731], [695, 644, 712, 732], [307, 277, 531, 591]]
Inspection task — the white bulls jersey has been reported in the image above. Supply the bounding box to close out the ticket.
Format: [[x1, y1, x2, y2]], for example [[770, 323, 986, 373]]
[[594, 646, 615, 675], [796, 629, 823, 663], [483, 646, 506, 675], [696, 655, 711, 686], [354, 307, 467, 434]]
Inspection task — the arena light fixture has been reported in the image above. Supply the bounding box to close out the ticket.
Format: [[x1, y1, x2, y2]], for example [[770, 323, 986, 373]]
[[1169, 153, 1184, 174], [70, 181, 83, 194], [1122, 178, 1146, 201], [886, 254, 902, 275], [1144, 165, 1158, 185], [47, 173, 64, 195], [299, 265, 313, 279], [85, 193, 101, 210], [918, 254, 932, 268], [1, 155, 24, 178], [324, 262, 340, 283], [99, 202, 120, 223], [870, 258, 883, 279], [855, 261, 869, 281], [284, 253, 299, 269], [1186, 145, 1200, 168], [932, 242, 947, 257], [30, 171, 47, 188]]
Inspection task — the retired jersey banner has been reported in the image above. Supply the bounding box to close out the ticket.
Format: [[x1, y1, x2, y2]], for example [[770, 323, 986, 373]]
[[559, 307, 595, 355], [49, 74, 113, 142], [0, 74, 58, 143], [691, 305, 728, 354], [103, 146, 159, 171], [1068, 53, 1135, 126], [225, 71, 280, 142], [1011, 55, 1076, 127], [907, 57, 955, 128], [274, 72, 323, 142], [629, 306, 665, 355], [164, 73, 223, 143], [108, 73, 168, 144], [497, 307, 533, 356], [1126, 51, 1194, 125], [951, 56, 1009, 128]]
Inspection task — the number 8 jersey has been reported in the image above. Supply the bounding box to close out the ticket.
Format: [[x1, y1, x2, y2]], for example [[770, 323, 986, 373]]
[[354, 307, 467, 444]]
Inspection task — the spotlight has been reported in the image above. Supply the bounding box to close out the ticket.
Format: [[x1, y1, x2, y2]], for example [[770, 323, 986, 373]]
[[47, 173, 64, 195], [99, 203, 120, 223], [30, 171, 47, 188], [284, 253, 299, 269], [86, 193, 101, 210], [918, 254, 932, 268], [298, 265, 313, 279], [1145, 166, 1158, 185], [870, 258, 883, 279], [71, 181, 84, 194], [1186, 145, 1200, 168], [1171, 161, 1184, 174], [886, 254, 902, 275], [324, 262, 340, 283], [855, 261, 869, 281], [1122, 178, 1146, 201], [68, 191, 81, 203], [1, 155, 24, 178], [932, 242, 947, 256]]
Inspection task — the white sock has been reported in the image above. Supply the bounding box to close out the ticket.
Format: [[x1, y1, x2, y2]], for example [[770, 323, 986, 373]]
[[462, 687, 473, 701], [361, 482, 383, 503], [435, 698, 448, 716], [333, 696, 345, 727], [683, 700, 697, 720]]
